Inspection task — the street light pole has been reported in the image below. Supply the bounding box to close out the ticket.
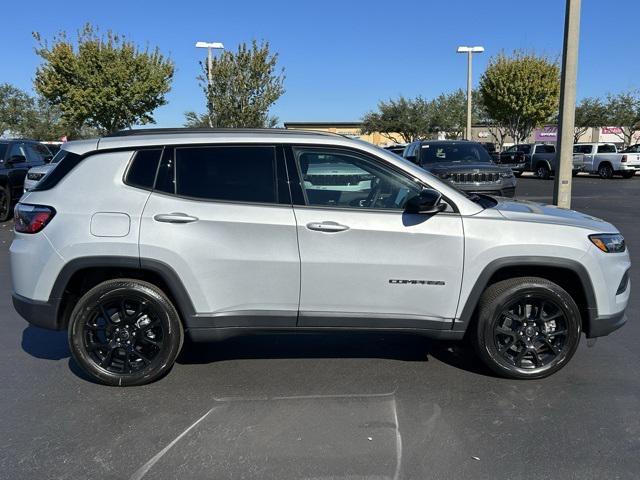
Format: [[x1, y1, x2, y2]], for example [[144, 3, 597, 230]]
[[195, 41, 224, 127], [457, 46, 484, 140], [553, 0, 582, 208]]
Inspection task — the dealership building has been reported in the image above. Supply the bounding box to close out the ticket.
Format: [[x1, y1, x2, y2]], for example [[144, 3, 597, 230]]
[[284, 122, 639, 149]]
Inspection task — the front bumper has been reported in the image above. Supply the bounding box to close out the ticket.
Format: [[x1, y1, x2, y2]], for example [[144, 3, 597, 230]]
[[586, 310, 627, 338], [12, 293, 62, 330]]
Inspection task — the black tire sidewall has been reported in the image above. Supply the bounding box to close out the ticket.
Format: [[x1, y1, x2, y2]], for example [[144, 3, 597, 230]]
[[68, 280, 183, 386], [598, 164, 613, 179], [537, 165, 550, 180], [0, 185, 11, 222], [476, 281, 581, 379]]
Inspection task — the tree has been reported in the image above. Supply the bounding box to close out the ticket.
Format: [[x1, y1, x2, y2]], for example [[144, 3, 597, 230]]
[[0, 84, 35, 136], [573, 97, 607, 143], [479, 51, 560, 145], [361, 96, 433, 143], [183, 111, 210, 128], [431, 89, 485, 139], [604, 90, 640, 146], [33, 24, 174, 134], [197, 40, 284, 128]]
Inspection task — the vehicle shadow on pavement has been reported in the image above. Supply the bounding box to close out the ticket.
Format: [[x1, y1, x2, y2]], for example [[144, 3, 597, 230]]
[[21, 325, 69, 360], [177, 332, 496, 377]]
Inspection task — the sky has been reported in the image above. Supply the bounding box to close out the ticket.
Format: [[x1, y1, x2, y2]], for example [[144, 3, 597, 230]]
[[2, 0, 639, 127]]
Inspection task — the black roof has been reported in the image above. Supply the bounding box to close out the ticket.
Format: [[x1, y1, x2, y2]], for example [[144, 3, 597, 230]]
[[105, 127, 340, 138]]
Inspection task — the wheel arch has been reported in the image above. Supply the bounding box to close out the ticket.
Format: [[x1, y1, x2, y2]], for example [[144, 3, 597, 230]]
[[52, 257, 196, 329], [457, 256, 597, 336]]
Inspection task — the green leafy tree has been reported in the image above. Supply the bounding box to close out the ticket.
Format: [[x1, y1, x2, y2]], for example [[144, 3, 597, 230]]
[[361, 96, 433, 143], [573, 97, 607, 143], [0, 83, 35, 136], [197, 40, 284, 128], [479, 51, 560, 145], [33, 24, 174, 134], [604, 90, 640, 146]]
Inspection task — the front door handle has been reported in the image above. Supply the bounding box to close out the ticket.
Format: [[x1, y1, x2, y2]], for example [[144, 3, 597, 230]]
[[306, 221, 350, 233], [154, 212, 199, 224]]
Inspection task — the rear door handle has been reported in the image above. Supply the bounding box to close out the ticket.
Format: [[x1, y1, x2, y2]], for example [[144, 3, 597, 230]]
[[306, 221, 350, 233], [153, 213, 199, 224]]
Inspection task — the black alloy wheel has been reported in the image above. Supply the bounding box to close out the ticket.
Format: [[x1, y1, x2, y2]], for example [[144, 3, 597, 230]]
[[69, 279, 183, 386], [598, 163, 614, 179], [492, 295, 569, 370], [474, 277, 581, 379], [536, 164, 551, 180]]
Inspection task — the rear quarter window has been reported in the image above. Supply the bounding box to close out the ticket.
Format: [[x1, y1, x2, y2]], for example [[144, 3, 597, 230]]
[[124, 149, 162, 190], [31, 150, 83, 191]]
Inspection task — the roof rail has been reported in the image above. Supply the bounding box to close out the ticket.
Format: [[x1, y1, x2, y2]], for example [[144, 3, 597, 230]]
[[105, 127, 341, 138]]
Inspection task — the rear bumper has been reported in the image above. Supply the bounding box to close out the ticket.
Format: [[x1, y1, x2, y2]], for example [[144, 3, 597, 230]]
[[12, 293, 62, 330], [586, 309, 627, 338]]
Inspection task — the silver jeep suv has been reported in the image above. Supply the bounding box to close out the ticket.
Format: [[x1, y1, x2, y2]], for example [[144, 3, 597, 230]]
[[10, 129, 631, 386]]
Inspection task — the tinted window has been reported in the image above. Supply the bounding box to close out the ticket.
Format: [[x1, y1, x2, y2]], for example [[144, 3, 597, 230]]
[[125, 149, 162, 190], [8, 143, 28, 162], [420, 142, 493, 164], [25, 143, 52, 163], [518, 145, 532, 154], [573, 145, 592, 154], [175, 146, 277, 203], [0, 143, 7, 161], [294, 147, 422, 210], [597, 144, 617, 153], [31, 150, 83, 191], [536, 144, 555, 154]]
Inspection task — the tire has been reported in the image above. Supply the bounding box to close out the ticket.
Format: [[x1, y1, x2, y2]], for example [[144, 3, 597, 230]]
[[536, 163, 551, 180], [572, 170, 579, 177], [0, 185, 11, 222], [473, 277, 581, 380], [68, 279, 184, 386], [513, 172, 523, 178], [597, 163, 614, 179], [621, 171, 635, 179]]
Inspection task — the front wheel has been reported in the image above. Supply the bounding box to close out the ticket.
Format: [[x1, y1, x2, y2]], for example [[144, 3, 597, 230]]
[[621, 171, 635, 179], [68, 279, 184, 386], [0, 185, 11, 222], [513, 171, 523, 178], [473, 277, 581, 379]]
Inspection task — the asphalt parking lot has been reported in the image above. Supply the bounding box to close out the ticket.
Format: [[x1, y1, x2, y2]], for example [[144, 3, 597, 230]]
[[1, 175, 639, 480]]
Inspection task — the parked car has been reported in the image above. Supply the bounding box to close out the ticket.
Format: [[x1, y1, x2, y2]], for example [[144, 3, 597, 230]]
[[11, 128, 629, 385], [619, 144, 640, 154], [479, 142, 497, 155], [23, 149, 66, 192], [492, 144, 528, 176], [40, 141, 63, 156], [403, 140, 516, 197], [0, 139, 52, 221], [383, 144, 407, 156], [573, 143, 640, 178]]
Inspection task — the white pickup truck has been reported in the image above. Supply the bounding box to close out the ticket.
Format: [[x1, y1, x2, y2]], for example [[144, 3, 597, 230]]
[[573, 143, 640, 178]]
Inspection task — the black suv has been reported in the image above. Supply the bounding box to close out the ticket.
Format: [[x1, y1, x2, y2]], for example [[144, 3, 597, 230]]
[[403, 140, 517, 197], [0, 139, 52, 221]]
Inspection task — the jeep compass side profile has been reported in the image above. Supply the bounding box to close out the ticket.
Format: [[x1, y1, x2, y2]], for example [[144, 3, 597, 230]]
[[10, 129, 630, 386]]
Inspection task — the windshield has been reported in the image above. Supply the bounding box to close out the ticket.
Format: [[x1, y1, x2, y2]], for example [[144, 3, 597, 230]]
[[421, 143, 493, 164], [50, 149, 67, 164]]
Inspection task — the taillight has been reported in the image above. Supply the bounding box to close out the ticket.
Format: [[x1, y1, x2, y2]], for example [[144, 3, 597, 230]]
[[621, 155, 627, 163], [14, 203, 56, 234]]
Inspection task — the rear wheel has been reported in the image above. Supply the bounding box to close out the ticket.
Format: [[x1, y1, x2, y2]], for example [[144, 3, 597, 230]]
[[598, 163, 614, 179], [513, 171, 523, 178], [68, 279, 184, 386], [621, 171, 635, 179], [536, 164, 551, 180], [473, 277, 581, 379], [0, 185, 11, 222]]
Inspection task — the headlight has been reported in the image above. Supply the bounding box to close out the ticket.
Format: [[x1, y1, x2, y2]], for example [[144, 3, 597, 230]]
[[589, 233, 626, 253]]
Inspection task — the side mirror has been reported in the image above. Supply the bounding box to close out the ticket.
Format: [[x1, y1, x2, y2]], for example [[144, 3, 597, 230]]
[[405, 189, 446, 214], [8, 155, 26, 165]]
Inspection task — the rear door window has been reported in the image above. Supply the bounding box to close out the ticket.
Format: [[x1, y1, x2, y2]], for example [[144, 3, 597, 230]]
[[597, 144, 617, 153], [174, 145, 277, 203]]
